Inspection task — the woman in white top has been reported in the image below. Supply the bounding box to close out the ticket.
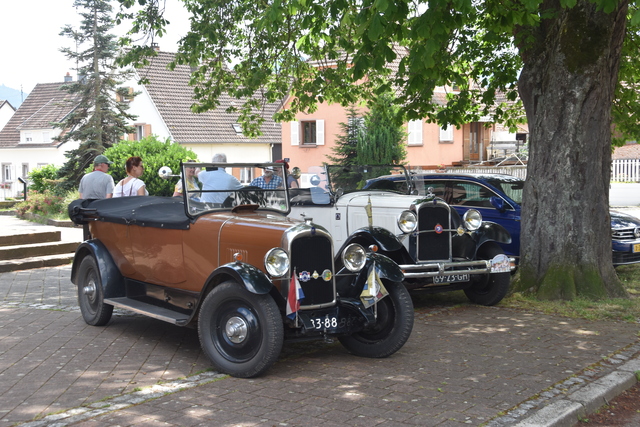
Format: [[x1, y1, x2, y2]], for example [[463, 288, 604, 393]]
[[113, 156, 149, 197]]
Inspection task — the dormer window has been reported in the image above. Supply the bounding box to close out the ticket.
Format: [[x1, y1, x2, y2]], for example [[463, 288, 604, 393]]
[[232, 123, 243, 134]]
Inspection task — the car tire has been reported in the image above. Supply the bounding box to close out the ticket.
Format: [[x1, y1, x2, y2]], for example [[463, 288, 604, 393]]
[[198, 281, 283, 378], [77, 256, 113, 326], [463, 244, 510, 306], [338, 280, 414, 358]]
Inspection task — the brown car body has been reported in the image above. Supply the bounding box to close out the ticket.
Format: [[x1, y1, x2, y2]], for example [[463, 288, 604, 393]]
[[68, 162, 414, 378]]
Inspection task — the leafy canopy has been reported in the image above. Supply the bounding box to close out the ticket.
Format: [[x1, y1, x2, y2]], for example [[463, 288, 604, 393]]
[[117, 0, 639, 143]]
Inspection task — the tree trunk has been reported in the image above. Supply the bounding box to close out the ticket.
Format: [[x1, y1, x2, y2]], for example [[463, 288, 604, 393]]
[[515, 0, 629, 299]]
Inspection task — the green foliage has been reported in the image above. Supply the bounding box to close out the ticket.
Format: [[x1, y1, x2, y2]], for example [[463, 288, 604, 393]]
[[104, 136, 198, 196], [14, 190, 67, 219], [55, 0, 138, 192], [328, 92, 406, 167], [28, 165, 65, 195]]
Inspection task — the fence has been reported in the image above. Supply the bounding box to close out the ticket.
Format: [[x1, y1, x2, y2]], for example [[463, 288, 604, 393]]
[[422, 159, 639, 182]]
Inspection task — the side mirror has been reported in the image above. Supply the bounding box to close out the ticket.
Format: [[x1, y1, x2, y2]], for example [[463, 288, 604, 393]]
[[489, 196, 506, 212], [158, 166, 178, 179]]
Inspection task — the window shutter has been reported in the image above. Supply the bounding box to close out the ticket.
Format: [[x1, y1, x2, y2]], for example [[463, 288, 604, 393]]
[[290, 121, 299, 146], [144, 124, 152, 137], [439, 125, 453, 141], [408, 120, 422, 145], [316, 119, 325, 145]]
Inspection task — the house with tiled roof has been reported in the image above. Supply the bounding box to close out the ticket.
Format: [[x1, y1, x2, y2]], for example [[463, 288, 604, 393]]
[[122, 50, 282, 164], [0, 100, 16, 132], [613, 141, 640, 159], [0, 82, 81, 198], [281, 48, 527, 174]]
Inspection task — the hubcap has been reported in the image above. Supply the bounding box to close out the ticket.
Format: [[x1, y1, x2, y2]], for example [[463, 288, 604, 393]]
[[225, 316, 248, 344], [83, 280, 96, 302]]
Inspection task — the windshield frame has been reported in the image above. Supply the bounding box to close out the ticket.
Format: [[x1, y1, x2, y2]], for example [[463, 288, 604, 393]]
[[179, 162, 291, 219], [325, 164, 413, 195]]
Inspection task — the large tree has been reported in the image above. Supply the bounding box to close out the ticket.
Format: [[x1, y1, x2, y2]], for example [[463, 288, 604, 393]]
[[56, 0, 136, 191], [117, 0, 640, 300]]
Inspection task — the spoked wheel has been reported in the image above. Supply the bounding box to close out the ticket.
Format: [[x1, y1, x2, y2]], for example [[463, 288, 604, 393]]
[[338, 280, 414, 358], [198, 281, 283, 378], [77, 256, 113, 326], [463, 243, 511, 306]]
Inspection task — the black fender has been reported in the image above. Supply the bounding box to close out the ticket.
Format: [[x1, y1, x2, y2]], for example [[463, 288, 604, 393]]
[[337, 252, 405, 299], [70, 240, 125, 298], [341, 226, 414, 265], [474, 221, 512, 246], [204, 262, 273, 296]]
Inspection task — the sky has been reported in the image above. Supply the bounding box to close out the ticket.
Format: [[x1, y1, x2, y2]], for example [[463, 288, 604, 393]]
[[0, 0, 190, 94]]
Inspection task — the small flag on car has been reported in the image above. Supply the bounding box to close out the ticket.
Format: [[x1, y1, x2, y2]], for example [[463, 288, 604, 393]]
[[286, 269, 305, 319], [360, 262, 389, 308]]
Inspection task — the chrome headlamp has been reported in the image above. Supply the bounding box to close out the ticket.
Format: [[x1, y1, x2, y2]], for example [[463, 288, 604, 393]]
[[342, 243, 367, 272], [397, 210, 418, 234], [463, 209, 482, 231], [264, 248, 290, 277]]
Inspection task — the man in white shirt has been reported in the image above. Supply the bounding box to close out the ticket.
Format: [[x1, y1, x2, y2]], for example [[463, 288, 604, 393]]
[[78, 155, 115, 199]]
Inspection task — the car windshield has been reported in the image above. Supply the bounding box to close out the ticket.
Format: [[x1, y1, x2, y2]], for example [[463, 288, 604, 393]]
[[484, 176, 524, 204], [325, 165, 412, 194], [179, 162, 290, 217]]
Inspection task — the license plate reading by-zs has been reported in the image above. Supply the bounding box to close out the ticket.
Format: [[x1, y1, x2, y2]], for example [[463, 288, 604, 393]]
[[433, 274, 469, 284], [310, 316, 338, 330], [634, 244, 640, 253]]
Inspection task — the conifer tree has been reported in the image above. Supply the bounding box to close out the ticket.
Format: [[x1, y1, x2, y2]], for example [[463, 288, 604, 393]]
[[55, 0, 136, 191], [356, 93, 406, 166], [326, 105, 363, 167]]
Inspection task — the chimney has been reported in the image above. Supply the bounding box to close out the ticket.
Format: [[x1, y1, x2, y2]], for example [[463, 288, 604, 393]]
[[151, 42, 160, 52], [64, 72, 73, 82]]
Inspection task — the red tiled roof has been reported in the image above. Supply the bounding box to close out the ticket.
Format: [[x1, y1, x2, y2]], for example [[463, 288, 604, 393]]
[[0, 82, 79, 148], [138, 51, 282, 144], [613, 143, 640, 159]]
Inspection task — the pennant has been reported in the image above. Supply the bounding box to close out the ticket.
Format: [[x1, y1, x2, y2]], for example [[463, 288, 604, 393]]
[[360, 262, 389, 308], [286, 269, 305, 319]]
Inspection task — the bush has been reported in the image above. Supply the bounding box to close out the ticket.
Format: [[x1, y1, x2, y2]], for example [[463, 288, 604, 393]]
[[29, 164, 65, 195], [104, 136, 199, 196], [15, 190, 67, 219]]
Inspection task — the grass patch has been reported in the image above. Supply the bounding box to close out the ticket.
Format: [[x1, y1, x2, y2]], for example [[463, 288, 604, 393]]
[[502, 264, 640, 322], [411, 264, 640, 323]]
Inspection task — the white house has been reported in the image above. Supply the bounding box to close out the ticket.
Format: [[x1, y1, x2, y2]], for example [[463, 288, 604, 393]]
[[0, 82, 81, 199], [0, 100, 16, 132]]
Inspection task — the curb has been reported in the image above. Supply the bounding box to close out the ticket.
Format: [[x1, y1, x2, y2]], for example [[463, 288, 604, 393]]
[[514, 358, 640, 427]]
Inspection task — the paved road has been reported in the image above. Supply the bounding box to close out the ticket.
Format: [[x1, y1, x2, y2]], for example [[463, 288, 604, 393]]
[[0, 262, 639, 426]]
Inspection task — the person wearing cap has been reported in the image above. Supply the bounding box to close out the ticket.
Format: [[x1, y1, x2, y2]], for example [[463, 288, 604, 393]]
[[251, 163, 284, 189], [78, 154, 115, 199]]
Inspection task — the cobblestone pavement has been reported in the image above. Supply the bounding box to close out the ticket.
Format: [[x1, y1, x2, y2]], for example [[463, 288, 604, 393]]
[[1, 265, 639, 427]]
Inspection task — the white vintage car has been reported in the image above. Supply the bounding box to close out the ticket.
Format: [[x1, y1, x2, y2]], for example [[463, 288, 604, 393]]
[[288, 165, 514, 306]]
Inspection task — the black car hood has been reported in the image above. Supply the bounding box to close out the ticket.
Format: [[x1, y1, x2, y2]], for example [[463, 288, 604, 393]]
[[610, 210, 640, 230]]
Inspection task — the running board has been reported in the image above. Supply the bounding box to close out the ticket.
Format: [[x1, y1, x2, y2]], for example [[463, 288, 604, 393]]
[[104, 297, 191, 326]]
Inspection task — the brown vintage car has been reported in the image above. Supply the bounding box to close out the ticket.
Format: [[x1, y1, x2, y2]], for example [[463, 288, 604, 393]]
[[68, 162, 414, 378]]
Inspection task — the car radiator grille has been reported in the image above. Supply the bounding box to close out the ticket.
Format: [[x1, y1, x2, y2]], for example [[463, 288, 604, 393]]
[[416, 204, 451, 262], [612, 228, 638, 240], [290, 235, 336, 308]]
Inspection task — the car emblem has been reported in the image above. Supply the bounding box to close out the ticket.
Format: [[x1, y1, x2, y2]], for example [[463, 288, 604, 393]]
[[434, 223, 443, 234], [635, 228, 640, 238], [312, 270, 320, 280], [322, 269, 332, 281], [298, 271, 311, 282]]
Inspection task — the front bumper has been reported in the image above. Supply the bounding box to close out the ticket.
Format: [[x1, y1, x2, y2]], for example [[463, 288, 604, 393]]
[[400, 254, 515, 279]]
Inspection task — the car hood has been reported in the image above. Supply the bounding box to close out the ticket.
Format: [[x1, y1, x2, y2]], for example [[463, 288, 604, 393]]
[[610, 210, 640, 230], [336, 191, 424, 209]]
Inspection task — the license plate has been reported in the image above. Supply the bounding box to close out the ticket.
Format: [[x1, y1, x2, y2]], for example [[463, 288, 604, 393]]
[[309, 315, 339, 330], [433, 273, 469, 284], [634, 244, 640, 253]]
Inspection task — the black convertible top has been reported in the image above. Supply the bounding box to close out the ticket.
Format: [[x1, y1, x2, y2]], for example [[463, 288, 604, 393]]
[[68, 197, 191, 230]]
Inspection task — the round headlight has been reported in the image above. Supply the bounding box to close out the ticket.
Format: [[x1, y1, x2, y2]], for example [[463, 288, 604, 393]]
[[463, 209, 482, 231], [397, 210, 418, 234], [342, 243, 367, 272], [264, 248, 290, 277]]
